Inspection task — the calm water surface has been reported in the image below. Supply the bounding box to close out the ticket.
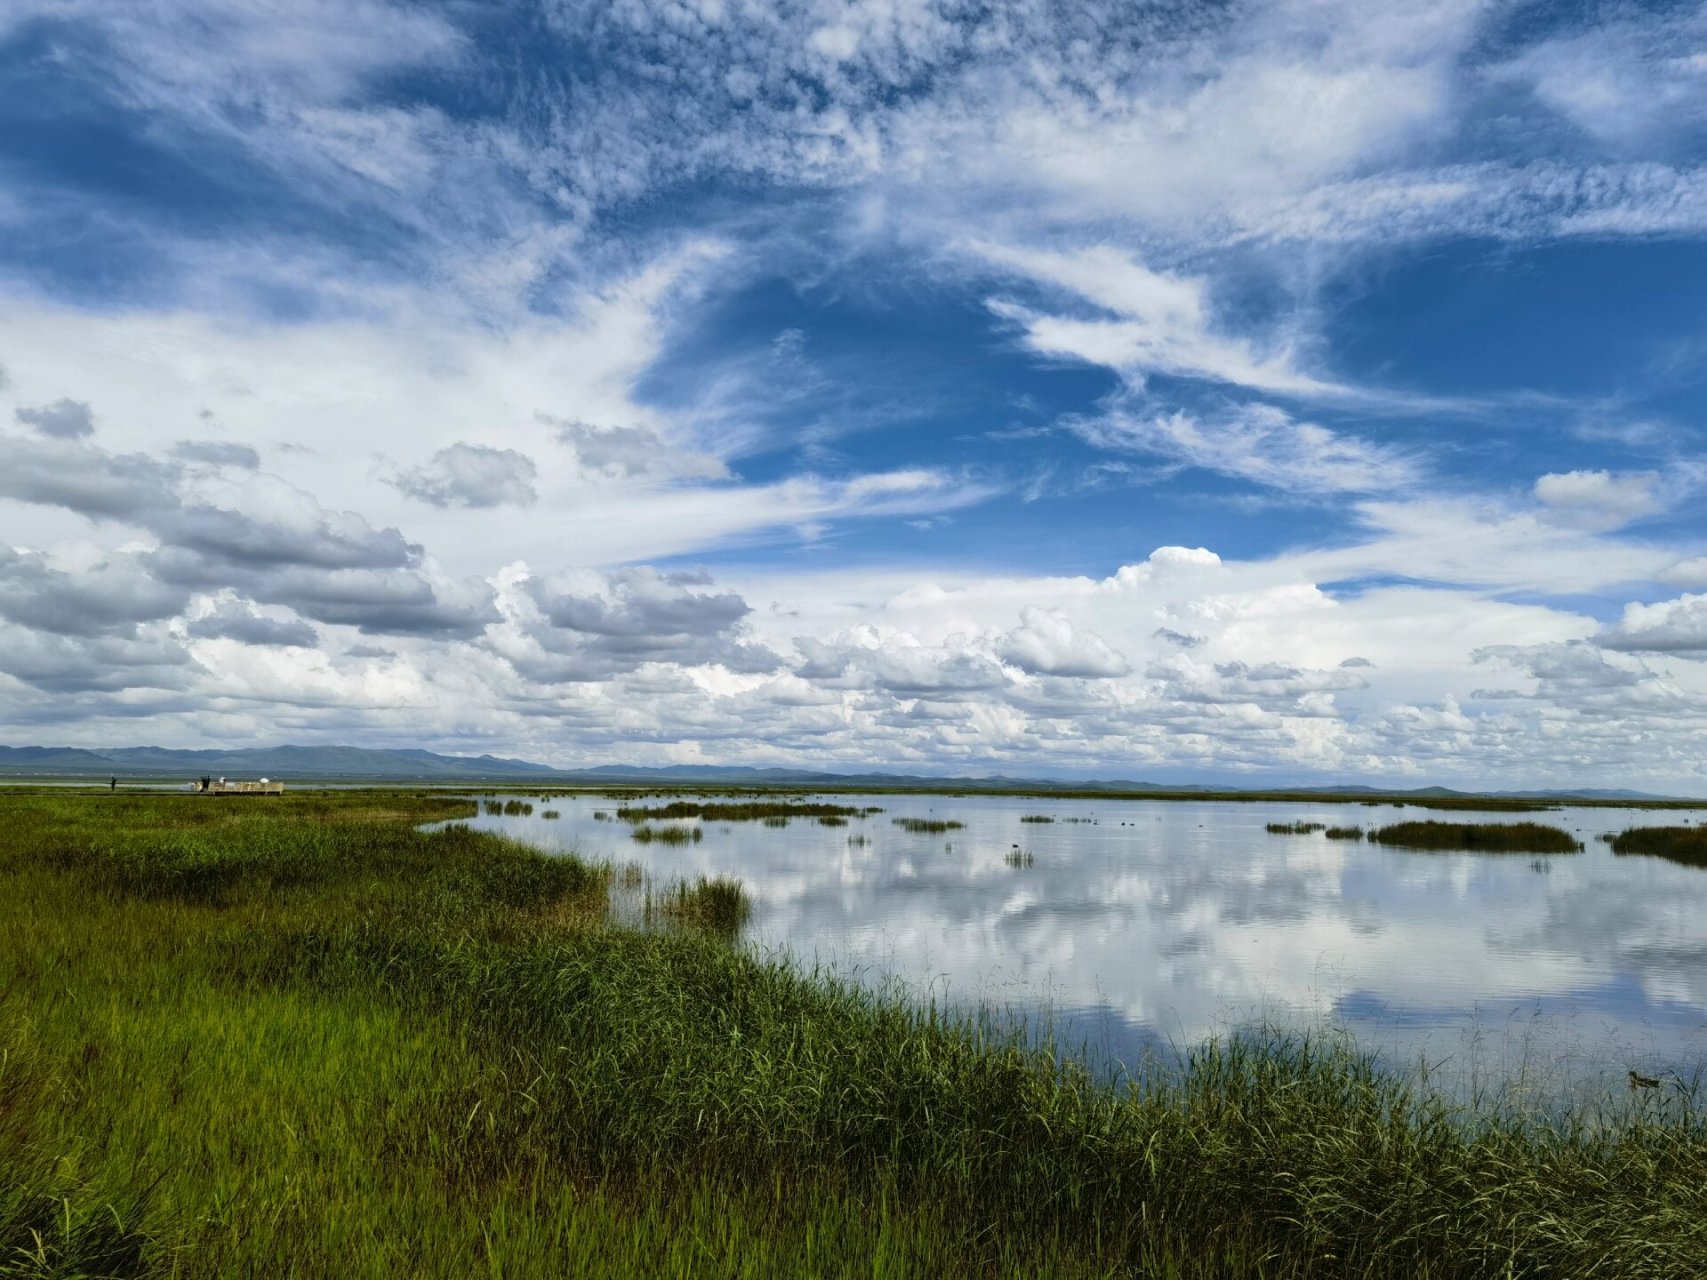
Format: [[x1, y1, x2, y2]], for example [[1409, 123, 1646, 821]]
[[450, 793, 1707, 1100]]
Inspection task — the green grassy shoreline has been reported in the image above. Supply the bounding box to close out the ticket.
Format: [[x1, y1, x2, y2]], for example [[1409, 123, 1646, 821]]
[[10, 777, 1707, 812], [4, 792, 1705, 1277]]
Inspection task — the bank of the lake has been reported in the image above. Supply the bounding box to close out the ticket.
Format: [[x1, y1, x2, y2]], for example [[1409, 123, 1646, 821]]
[[4, 791, 1706, 1277], [451, 790, 1707, 1103]]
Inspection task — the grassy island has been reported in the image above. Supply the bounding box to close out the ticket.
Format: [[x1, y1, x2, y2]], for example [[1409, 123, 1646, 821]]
[[1609, 825, 1707, 868], [614, 801, 877, 822], [2, 792, 1702, 1277], [1369, 820, 1583, 853]]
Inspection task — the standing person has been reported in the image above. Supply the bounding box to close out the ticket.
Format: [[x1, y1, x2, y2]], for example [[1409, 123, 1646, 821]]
[[109, 776, 116, 792]]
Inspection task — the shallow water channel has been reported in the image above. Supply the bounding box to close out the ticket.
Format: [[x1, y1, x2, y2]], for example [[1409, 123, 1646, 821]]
[[444, 792, 1707, 1103]]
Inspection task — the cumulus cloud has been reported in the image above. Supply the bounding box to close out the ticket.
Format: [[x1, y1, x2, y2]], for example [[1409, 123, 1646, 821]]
[[547, 416, 727, 483], [1598, 595, 1707, 659], [0, 435, 176, 518], [0, 624, 198, 694], [0, 546, 186, 637], [497, 567, 782, 683], [1660, 558, 1707, 590], [1534, 469, 1661, 528], [15, 398, 94, 439], [244, 566, 498, 638], [998, 608, 1130, 678], [186, 599, 319, 648], [392, 443, 538, 509], [0, 430, 496, 639], [1473, 640, 1647, 693], [172, 439, 261, 468]]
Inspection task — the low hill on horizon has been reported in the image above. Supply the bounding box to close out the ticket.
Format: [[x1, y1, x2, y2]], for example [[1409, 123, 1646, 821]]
[[0, 743, 1681, 801]]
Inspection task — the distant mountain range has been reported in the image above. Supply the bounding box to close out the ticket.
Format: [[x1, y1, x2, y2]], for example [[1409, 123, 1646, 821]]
[[0, 743, 1681, 801]]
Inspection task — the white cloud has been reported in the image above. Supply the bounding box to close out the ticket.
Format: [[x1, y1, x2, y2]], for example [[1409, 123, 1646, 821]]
[[393, 443, 539, 509], [1534, 469, 1661, 529], [976, 242, 1336, 396], [998, 608, 1130, 679], [1599, 595, 1707, 659], [1072, 403, 1419, 495], [1495, 8, 1707, 152]]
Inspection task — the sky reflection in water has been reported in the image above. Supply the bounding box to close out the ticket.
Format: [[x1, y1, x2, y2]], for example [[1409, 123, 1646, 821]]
[[452, 794, 1707, 1101]]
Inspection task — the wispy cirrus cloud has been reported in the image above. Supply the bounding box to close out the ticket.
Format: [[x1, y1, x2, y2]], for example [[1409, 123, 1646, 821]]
[[1069, 402, 1421, 496]]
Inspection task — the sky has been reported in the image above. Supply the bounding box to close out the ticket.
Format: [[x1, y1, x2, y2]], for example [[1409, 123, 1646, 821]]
[[1, 0, 1706, 788]]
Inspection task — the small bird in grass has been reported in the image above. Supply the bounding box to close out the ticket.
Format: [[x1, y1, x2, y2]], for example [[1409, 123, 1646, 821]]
[[1629, 1070, 1662, 1090]]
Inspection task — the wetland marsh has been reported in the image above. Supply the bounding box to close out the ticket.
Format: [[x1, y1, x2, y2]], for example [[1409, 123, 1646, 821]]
[[457, 791, 1707, 1104], [7, 788, 1707, 1277]]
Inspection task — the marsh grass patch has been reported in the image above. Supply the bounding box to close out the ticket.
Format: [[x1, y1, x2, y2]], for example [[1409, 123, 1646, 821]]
[[1609, 826, 1707, 868], [1370, 821, 1581, 853], [892, 818, 964, 834]]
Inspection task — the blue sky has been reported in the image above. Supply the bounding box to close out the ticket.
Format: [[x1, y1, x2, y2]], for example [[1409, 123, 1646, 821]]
[[1, 0, 1706, 787]]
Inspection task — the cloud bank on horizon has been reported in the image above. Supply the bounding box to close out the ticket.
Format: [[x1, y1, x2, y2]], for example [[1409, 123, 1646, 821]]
[[1, 0, 1706, 788]]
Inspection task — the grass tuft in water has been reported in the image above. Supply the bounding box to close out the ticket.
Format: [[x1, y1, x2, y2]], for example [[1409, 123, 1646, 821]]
[[1324, 826, 1363, 840], [652, 875, 753, 935], [892, 818, 964, 834], [630, 824, 700, 845]]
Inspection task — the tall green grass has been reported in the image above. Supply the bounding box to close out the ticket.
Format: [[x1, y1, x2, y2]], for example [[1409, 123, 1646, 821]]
[[649, 875, 752, 935], [3, 792, 1705, 1277]]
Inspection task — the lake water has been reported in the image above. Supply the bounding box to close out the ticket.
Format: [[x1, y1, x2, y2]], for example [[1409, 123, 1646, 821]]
[[446, 792, 1707, 1103]]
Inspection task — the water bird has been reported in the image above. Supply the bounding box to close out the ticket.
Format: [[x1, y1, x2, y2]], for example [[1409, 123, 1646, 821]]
[[1628, 1070, 1661, 1090]]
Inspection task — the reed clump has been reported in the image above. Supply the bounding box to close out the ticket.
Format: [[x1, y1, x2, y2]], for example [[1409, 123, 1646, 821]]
[[630, 824, 701, 845], [1324, 826, 1364, 840], [1265, 821, 1326, 835], [1004, 848, 1035, 867], [1370, 820, 1582, 853], [1019, 814, 1054, 824], [1609, 825, 1707, 868], [651, 875, 753, 935], [892, 817, 964, 834]]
